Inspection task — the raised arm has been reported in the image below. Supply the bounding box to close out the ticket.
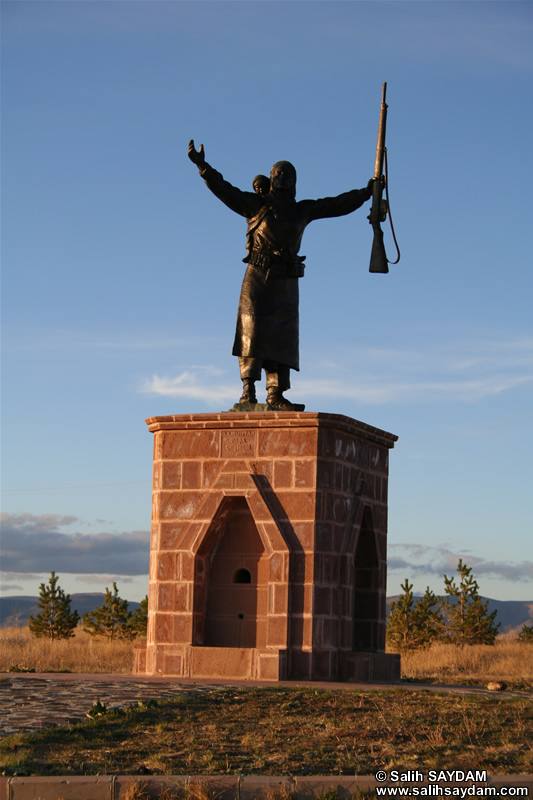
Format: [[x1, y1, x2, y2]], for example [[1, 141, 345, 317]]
[[302, 179, 375, 223], [188, 139, 261, 219]]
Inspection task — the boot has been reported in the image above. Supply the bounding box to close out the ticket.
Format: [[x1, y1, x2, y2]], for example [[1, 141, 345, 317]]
[[239, 379, 257, 404], [266, 388, 305, 412]]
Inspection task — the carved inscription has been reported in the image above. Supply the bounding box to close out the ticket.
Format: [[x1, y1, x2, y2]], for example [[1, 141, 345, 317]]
[[221, 429, 256, 458]]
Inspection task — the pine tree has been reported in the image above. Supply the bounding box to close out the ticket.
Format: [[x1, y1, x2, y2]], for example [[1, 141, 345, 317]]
[[413, 585, 443, 645], [82, 582, 134, 640], [387, 580, 442, 650], [128, 595, 148, 638], [28, 571, 80, 640], [517, 624, 533, 643], [441, 559, 500, 646]]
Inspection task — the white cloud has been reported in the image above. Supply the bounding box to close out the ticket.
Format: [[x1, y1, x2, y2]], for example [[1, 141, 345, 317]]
[[139, 337, 533, 406], [140, 366, 237, 405], [388, 543, 533, 585]]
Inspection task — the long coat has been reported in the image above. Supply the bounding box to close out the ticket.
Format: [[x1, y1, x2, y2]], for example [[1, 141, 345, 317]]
[[199, 162, 370, 371]]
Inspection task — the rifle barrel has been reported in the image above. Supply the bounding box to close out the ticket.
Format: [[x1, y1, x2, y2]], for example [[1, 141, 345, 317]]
[[373, 82, 388, 179]]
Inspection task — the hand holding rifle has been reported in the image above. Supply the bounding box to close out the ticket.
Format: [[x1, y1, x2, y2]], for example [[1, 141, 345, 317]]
[[368, 83, 400, 273]]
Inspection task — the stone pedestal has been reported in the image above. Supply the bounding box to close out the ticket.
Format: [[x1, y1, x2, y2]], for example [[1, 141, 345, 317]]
[[133, 411, 400, 682]]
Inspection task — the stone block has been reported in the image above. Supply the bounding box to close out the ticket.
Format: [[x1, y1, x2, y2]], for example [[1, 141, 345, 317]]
[[292, 520, 314, 550], [313, 585, 332, 616], [275, 489, 316, 520], [178, 552, 195, 581], [173, 612, 192, 643], [191, 646, 253, 678], [256, 650, 287, 681], [115, 776, 188, 799], [294, 776, 373, 798], [294, 458, 316, 488], [234, 472, 255, 489], [188, 776, 240, 800], [267, 615, 288, 647], [163, 652, 184, 676], [156, 551, 175, 582], [8, 776, 113, 800], [159, 521, 189, 551], [289, 553, 314, 584], [157, 581, 174, 611], [290, 648, 312, 679], [241, 776, 295, 800], [258, 428, 317, 458], [132, 643, 146, 674], [274, 459, 293, 487], [174, 581, 191, 612], [268, 582, 288, 614], [162, 429, 219, 459], [312, 649, 333, 680], [161, 460, 182, 489], [159, 490, 204, 520], [150, 523, 159, 550], [289, 614, 313, 648], [203, 459, 222, 488], [181, 459, 202, 488], [154, 613, 173, 644]]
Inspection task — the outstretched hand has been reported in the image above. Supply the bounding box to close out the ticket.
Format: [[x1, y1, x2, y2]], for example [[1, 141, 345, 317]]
[[188, 139, 205, 166]]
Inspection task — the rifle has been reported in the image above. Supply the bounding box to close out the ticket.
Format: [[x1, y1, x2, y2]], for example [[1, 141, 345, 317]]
[[368, 82, 400, 273]]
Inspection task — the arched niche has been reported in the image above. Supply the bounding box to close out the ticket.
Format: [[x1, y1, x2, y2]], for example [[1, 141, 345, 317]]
[[352, 506, 380, 651], [195, 496, 270, 648]]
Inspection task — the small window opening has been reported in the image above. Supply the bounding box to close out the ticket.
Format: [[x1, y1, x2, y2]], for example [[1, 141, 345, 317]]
[[233, 568, 252, 584]]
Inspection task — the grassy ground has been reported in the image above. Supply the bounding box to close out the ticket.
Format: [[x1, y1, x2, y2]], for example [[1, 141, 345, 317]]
[[1, 686, 532, 777], [1, 629, 531, 780]]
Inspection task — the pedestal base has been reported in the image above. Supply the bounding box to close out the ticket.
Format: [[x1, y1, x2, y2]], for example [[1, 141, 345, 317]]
[[136, 411, 399, 683], [133, 642, 400, 683], [134, 644, 287, 681]]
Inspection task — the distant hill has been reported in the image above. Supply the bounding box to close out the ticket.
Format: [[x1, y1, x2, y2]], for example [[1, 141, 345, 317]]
[[2, 593, 531, 634], [0, 593, 141, 628], [386, 596, 533, 635]]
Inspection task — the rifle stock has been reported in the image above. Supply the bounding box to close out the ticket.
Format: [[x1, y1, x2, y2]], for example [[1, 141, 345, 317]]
[[369, 83, 389, 274]]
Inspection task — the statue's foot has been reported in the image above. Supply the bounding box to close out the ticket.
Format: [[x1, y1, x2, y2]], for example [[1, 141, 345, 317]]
[[266, 391, 305, 412], [240, 381, 257, 404]]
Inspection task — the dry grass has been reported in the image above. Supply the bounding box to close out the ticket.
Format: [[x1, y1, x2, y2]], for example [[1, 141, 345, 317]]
[[1, 687, 532, 777], [1, 626, 532, 689], [0, 626, 134, 673], [390, 636, 533, 689]]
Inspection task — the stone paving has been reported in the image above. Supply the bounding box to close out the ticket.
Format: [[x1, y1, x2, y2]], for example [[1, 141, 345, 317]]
[[1, 673, 527, 740], [0, 675, 217, 737]]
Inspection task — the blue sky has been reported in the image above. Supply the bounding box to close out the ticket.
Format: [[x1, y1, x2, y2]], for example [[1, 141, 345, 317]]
[[2, 1, 532, 605]]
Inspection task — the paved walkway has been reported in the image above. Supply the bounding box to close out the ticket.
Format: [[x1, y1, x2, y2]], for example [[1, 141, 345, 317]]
[[0, 673, 527, 738], [0, 674, 217, 737]]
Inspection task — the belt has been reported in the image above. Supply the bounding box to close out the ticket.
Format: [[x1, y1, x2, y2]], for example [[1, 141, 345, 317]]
[[249, 250, 305, 278]]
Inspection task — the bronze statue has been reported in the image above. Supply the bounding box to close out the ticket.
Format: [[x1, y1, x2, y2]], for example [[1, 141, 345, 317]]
[[188, 140, 375, 411]]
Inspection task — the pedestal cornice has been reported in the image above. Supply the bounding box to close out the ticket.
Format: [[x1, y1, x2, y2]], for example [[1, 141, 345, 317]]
[[145, 411, 398, 450]]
